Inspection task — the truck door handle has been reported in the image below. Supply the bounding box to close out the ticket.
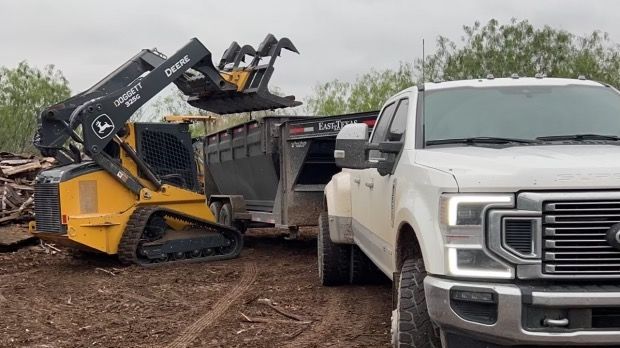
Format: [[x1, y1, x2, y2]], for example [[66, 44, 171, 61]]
[[365, 181, 374, 189], [353, 178, 361, 184]]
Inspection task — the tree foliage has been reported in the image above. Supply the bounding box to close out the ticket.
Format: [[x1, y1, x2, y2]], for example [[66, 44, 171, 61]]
[[308, 19, 620, 116], [418, 19, 620, 87], [0, 62, 71, 153], [305, 63, 415, 116]]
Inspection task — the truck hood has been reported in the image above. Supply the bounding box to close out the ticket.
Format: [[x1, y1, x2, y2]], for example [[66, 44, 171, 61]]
[[414, 145, 620, 192]]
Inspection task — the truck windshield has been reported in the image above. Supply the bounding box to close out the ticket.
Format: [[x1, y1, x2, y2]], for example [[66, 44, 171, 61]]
[[424, 84, 620, 145]]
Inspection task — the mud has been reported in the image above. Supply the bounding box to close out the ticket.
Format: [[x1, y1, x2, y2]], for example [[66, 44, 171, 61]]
[[0, 228, 391, 348]]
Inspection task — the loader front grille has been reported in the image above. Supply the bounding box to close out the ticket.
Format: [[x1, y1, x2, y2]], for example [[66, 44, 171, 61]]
[[34, 183, 62, 233], [543, 200, 620, 275]]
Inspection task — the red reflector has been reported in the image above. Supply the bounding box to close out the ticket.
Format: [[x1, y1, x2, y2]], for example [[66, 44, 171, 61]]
[[290, 127, 305, 134], [363, 119, 376, 127], [61, 214, 68, 224]]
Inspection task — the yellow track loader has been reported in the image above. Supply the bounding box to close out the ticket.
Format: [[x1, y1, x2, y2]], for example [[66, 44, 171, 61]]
[[30, 34, 300, 265]]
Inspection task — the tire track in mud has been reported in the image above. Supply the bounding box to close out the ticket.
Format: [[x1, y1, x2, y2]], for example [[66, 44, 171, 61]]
[[281, 290, 343, 348], [166, 262, 257, 348]]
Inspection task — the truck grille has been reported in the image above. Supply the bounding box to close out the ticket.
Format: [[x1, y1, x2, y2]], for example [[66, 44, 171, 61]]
[[543, 200, 620, 275], [34, 183, 62, 233]]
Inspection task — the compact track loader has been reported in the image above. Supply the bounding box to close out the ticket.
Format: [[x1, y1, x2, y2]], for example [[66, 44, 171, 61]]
[[30, 34, 300, 265]]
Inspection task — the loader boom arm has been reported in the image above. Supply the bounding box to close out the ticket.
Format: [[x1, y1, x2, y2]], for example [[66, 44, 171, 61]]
[[34, 35, 301, 195]]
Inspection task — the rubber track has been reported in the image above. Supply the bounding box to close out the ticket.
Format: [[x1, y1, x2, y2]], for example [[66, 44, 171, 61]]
[[165, 262, 258, 348], [118, 206, 243, 266], [118, 206, 157, 264]]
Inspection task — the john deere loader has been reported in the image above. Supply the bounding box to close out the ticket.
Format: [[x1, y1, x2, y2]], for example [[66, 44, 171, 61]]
[[30, 34, 300, 265]]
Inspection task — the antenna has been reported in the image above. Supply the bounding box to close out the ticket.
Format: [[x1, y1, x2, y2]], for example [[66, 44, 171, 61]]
[[422, 38, 425, 83], [421, 38, 426, 146]]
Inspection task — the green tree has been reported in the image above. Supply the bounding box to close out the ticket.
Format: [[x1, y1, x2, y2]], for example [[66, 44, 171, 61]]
[[418, 19, 620, 87], [0, 62, 71, 153], [305, 63, 415, 116], [308, 19, 620, 115]]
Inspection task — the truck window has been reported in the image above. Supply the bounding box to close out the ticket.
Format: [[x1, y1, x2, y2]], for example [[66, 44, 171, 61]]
[[369, 102, 397, 159], [388, 98, 409, 141], [424, 85, 620, 144], [369, 99, 408, 159]]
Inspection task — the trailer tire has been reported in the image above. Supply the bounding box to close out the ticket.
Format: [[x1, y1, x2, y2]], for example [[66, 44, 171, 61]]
[[209, 201, 223, 221], [391, 257, 440, 348], [350, 245, 386, 285], [219, 203, 233, 227], [318, 212, 350, 286]]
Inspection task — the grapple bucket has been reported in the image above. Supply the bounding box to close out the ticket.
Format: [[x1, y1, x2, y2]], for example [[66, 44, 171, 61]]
[[186, 34, 301, 115]]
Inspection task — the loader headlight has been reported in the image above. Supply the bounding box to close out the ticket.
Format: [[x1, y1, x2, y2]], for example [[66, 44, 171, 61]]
[[439, 194, 515, 279]]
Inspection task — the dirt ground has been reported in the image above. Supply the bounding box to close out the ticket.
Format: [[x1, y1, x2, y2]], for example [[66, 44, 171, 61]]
[[0, 227, 392, 348]]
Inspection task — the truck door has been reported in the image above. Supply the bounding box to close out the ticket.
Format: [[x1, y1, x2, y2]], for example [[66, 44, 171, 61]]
[[352, 101, 398, 265], [363, 98, 409, 271]]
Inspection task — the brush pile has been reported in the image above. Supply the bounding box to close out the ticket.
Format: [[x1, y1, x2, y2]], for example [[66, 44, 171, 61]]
[[0, 152, 54, 225]]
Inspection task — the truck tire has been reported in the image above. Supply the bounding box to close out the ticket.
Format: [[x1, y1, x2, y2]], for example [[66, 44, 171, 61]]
[[350, 245, 386, 285], [209, 201, 223, 221], [219, 202, 233, 226], [392, 257, 440, 348], [317, 212, 350, 286]]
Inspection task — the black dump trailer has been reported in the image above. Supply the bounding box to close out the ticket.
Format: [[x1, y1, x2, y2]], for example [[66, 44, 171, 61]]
[[204, 111, 377, 234]]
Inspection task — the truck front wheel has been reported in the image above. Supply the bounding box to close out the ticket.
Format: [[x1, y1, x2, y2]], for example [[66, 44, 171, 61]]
[[392, 257, 441, 348], [317, 212, 350, 286]]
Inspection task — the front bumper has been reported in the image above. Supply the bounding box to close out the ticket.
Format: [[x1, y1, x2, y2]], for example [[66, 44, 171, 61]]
[[425, 276, 620, 346]]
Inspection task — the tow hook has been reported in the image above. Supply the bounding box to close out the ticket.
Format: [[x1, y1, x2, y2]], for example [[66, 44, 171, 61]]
[[543, 318, 569, 327]]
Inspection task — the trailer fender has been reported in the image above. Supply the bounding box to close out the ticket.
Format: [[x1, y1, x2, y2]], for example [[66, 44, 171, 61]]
[[324, 171, 354, 244]]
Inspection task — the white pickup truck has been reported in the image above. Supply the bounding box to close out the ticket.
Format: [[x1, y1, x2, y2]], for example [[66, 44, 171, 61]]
[[321, 77, 620, 347]]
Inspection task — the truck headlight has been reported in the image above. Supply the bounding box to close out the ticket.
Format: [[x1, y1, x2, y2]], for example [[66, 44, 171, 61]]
[[439, 194, 515, 279]]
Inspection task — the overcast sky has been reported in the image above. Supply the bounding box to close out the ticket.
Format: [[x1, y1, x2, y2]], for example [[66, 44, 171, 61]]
[[1, 0, 620, 102]]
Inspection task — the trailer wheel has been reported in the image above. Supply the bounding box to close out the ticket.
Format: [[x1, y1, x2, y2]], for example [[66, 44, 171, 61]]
[[219, 203, 233, 227], [317, 212, 350, 286], [350, 245, 386, 285], [392, 257, 440, 348], [209, 201, 223, 221]]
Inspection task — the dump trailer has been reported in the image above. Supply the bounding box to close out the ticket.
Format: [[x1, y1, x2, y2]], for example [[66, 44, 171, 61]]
[[204, 111, 377, 235], [30, 34, 300, 265]]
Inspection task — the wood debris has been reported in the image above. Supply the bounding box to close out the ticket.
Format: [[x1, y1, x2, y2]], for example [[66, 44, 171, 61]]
[[0, 152, 54, 225]]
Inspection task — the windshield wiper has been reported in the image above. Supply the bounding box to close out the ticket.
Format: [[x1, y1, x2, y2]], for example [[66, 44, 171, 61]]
[[426, 137, 539, 146], [536, 134, 620, 142]]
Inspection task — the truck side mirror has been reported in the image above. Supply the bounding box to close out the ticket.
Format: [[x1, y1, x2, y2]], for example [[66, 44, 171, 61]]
[[367, 141, 404, 176], [334, 123, 369, 169]]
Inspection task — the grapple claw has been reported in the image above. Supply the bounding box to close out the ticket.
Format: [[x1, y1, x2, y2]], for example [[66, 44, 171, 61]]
[[232, 45, 257, 69], [187, 34, 302, 115], [218, 41, 241, 70]]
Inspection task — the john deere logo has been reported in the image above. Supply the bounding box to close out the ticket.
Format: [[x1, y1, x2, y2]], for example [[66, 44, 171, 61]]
[[91, 114, 115, 139]]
